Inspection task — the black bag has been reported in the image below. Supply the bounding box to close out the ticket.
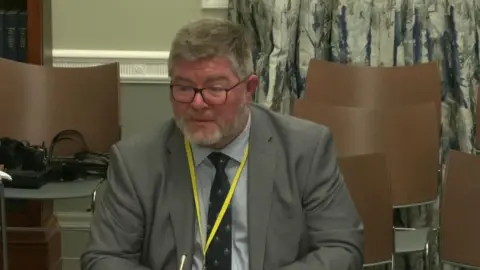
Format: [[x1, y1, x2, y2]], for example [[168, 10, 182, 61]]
[[47, 129, 109, 181]]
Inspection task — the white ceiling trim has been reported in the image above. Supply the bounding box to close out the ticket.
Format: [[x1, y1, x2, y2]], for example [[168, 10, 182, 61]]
[[201, 0, 229, 9], [52, 49, 170, 84]]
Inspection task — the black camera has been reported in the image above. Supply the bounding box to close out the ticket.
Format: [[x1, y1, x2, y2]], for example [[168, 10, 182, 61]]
[[0, 138, 47, 171]]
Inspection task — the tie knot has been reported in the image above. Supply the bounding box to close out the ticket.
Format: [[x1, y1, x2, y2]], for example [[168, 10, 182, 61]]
[[208, 152, 230, 170]]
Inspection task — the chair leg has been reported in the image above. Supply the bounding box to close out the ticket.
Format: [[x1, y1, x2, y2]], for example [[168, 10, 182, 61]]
[[424, 241, 430, 270], [87, 179, 105, 214]]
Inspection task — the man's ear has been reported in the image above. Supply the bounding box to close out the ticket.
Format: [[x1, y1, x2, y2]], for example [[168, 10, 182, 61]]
[[246, 74, 259, 98]]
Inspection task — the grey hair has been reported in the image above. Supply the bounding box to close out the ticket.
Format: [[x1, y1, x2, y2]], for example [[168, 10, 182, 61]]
[[168, 18, 254, 79]]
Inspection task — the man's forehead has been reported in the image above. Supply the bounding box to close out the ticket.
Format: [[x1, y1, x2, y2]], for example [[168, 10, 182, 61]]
[[174, 57, 232, 70], [172, 58, 236, 82], [173, 74, 230, 83]]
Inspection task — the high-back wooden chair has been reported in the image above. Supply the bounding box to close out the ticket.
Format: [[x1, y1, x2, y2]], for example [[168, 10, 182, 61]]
[[293, 101, 439, 268], [338, 153, 393, 268], [304, 59, 442, 114], [301, 59, 441, 204], [439, 150, 480, 268], [300, 60, 442, 265], [0, 58, 121, 153]]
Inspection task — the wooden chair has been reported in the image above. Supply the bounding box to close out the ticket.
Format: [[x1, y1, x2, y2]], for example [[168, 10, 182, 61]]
[[301, 60, 442, 266], [293, 101, 439, 268], [338, 153, 393, 268], [439, 150, 480, 269], [0, 58, 120, 153]]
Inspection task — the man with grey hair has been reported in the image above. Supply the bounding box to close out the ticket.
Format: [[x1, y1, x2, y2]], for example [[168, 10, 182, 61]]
[[81, 18, 363, 270]]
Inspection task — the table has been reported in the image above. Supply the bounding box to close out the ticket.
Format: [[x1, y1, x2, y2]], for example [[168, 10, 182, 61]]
[[0, 177, 105, 270], [5, 178, 104, 210]]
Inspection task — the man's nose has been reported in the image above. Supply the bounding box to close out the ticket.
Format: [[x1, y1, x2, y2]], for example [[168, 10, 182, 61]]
[[190, 92, 208, 109]]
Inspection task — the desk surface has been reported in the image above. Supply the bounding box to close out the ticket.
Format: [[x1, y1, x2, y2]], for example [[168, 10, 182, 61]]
[[4, 178, 105, 200]]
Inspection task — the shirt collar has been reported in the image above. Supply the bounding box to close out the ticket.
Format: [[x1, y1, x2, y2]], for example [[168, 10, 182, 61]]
[[190, 113, 251, 167]]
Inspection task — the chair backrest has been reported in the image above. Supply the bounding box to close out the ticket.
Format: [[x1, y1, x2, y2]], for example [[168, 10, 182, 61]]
[[338, 153, 392, 266], [293, 101, 439, 206], [382, 102, 439, 207], [440, 150, 480, 267], [294, 99, 384, 157], [304, 59, 442, 122], [0, 58, 120, 154]]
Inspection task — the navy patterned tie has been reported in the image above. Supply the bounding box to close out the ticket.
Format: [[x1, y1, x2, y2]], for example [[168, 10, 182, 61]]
[[206, 152, 232, 270]]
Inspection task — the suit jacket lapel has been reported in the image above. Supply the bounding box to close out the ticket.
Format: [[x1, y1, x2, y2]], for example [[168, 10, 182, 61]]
[[248, 106, 276, 270], [166, 127, 195, 269]]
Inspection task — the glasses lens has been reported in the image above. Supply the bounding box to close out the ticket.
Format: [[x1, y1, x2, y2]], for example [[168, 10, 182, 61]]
[[202, 89, 227, 105], [171, 86, 194, 102]]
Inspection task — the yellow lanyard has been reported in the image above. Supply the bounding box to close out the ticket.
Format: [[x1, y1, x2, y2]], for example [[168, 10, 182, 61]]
[[184, 137, 249, 257]]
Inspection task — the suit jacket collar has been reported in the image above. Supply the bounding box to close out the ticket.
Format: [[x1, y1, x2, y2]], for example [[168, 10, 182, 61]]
[[165, 104, 276, 270]]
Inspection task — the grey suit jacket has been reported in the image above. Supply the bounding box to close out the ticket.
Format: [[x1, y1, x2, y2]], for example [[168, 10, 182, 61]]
[[81, 104, 364, 270]]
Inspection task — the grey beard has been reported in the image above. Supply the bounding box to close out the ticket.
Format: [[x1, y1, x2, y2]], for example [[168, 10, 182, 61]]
[[175, 104, 249, 147]]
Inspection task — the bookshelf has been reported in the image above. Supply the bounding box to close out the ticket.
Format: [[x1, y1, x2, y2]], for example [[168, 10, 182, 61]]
[[0, 0, 52, 65], [0, 0, 58, 270]]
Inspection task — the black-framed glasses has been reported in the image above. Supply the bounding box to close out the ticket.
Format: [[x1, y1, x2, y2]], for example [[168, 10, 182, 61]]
[[170, 77, 249, 105]]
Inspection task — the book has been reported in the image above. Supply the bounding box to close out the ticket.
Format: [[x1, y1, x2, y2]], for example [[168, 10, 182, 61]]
[[1, 9, 28, 62]]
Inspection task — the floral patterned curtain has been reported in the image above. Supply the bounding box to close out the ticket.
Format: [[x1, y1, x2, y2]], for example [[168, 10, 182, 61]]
[[229, 0, 480, 269]]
